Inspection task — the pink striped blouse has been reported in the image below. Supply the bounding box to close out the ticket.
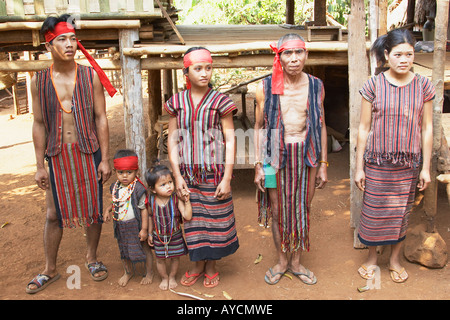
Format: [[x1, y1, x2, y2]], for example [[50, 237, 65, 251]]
[[360, 72, 435, 167]]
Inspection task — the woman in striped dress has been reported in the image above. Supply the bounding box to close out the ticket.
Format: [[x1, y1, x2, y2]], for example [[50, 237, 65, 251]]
[[355, 29, 435, 283], [165, 47, 239, 288]]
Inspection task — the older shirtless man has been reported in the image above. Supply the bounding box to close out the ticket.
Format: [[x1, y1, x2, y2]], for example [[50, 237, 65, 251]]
[[254, 34, 328, 285], [26, 14, 116, 293]]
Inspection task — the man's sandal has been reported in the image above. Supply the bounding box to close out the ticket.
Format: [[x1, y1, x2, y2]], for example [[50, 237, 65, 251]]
[[264, 268, 286, 285], [85, 261, 108, 281], [26, 273, 61, 294], [289, 268, 317, 285]]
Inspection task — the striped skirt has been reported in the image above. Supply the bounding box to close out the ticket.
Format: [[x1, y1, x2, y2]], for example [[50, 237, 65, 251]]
[[358, 162, 419, 246], [184, 174, 239, 261], [48, 143, 103, 228], [153, 229, 188, 259]]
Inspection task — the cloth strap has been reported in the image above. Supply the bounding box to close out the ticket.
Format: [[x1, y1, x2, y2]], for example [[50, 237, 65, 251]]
[[269, 39, 306, 95], [45, 22, 117, 97], [183, 49, 213, 89], [113, 156, 139, 170]]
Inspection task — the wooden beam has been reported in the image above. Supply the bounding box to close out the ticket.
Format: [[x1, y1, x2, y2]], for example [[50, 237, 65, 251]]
[[0, 19, 141, 31], [348, 0, 369, 248], [423, 0, 449, 233], [0, 58, 120, 72], [0, 51, 350, 72], [124, 41, 366, 57]]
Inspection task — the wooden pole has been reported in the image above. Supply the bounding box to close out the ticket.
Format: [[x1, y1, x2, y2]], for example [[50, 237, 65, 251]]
[[314, 0, 327, 26], [286, 0, 295, 25], [148, 67, 162, 163], [368, 0, 378, 75], [348, 0, 369, 248], [423, 0, 449, 233], [378, 0, 388, 35], [119, 28, 147, 175]]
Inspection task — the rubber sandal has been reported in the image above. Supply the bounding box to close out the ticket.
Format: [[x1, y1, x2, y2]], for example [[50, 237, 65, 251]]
[[203, 272, 220, 288], [181, 271, 204, 286], [358, 264, 377, 280], [289, 268, 317, 285], [26, 273, 61, 294], [85, 261, 108, 281], [264, 268, 286, 285], [389, 267, 408, 283]]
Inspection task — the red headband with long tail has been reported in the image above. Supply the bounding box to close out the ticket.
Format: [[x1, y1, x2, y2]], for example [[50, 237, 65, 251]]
[[45, 22, 117, 97]]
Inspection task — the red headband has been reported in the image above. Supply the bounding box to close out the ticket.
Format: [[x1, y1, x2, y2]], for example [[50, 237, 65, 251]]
[[45, 22, 117, 97], [269, 39, 307, 95], [183, 49, 213, 89], [113, 156, 139, 171]]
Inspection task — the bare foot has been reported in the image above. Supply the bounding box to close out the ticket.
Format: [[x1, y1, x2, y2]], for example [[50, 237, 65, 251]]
[[140, 274, 154, 285], [118, 273, 133, 287], [168, 276, 178, 290], [159, 278, 169, 290]]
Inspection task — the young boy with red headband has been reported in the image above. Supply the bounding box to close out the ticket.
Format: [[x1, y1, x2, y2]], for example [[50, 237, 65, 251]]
[[27, 14, 116, 293], [104, 149, 154, 287]]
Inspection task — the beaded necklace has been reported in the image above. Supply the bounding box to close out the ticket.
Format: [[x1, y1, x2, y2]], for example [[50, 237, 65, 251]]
[[111, 178, 137, 221]]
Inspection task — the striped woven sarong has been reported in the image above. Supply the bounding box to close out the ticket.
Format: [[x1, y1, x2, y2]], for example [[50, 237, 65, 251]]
[[358, 162, 419, 246], [277, 142, 310, 252], [184, 174, 239, 261], [149, 194, 188, 259], [153, 229, 188, 259], [48, 143, 103, 228], [116, 218, 146, 263]]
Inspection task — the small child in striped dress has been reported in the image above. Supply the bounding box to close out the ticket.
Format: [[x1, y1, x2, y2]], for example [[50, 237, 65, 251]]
[[145, 165, 192, 290]]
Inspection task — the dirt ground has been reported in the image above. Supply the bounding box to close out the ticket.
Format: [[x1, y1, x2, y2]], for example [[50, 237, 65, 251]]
[[0, 85, 449, 303]]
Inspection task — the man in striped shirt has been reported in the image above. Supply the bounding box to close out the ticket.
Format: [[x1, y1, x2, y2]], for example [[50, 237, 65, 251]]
[[26, 14, 115, 294]]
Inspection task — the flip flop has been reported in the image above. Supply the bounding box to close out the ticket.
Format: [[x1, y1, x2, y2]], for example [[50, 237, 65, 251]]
[[203, 272, 220, 288], [26, 273, 61, 294], [85, 261, 108, 281], [264, 268, 286, 285], [181, 271, 204, 286], [289, 268, 317, 285], [358, 264, 377, 280], [389, 267, 408, 283]]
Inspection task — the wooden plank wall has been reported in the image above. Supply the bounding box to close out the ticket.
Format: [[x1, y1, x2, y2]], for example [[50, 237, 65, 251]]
[[0, 0, 160, 17]]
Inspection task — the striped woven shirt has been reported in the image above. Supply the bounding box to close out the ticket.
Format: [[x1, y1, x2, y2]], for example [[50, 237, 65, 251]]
[[36, 64, 99, 157], [164, 88, 237, 185], [360, 72, 435, 167]]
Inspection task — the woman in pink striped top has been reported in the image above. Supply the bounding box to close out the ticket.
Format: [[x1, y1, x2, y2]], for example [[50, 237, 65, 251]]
[[354, 29, 435, 283]]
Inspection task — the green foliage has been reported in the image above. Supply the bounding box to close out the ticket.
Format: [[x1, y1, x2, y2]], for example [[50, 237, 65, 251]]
[[175, 0, 286, 25], [327, 0, 351, 26], [174, 0, 351, 26]]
